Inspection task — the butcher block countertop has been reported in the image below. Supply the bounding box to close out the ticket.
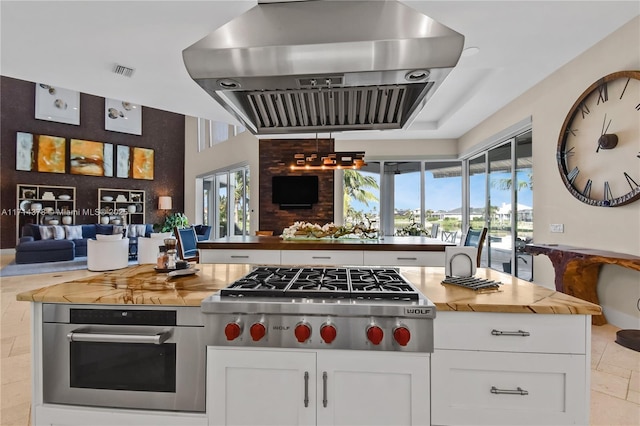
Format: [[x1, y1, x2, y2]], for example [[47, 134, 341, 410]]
[[198, 235, 454, 251], [16, 264, 602, 316]]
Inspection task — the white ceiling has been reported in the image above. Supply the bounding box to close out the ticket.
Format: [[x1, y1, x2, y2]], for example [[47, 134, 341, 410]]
[[1, 1, 638, 141]]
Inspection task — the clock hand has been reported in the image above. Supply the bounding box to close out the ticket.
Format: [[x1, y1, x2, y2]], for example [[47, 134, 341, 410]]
[[598, 114, 612, 153]]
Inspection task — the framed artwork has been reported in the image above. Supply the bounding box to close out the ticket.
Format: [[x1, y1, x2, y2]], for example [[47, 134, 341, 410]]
[[16, 132, 66, 173], [34, 83, 80, 125], [132, 147, 154, 180], [105, 98, 142, 135], [116, 145, 130, 178], [70, 139, 111, 176]]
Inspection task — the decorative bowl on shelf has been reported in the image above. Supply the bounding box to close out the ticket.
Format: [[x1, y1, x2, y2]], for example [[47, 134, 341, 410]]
[[116, 195, 127, 202], [42, 191, 55, 200], [102, 196, 114, 202], [30, 203, 42, 212], [48, 220, 59, 225], [127, 205, 137, 213], [111, 219, 121, 225], [58, 194, 71, 200]]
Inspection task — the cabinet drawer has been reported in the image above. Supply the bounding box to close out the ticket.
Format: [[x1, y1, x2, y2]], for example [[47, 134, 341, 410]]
[[281, 250, 363, 266], [363, 251, 444, 267], [200, 249, 280, 265], [431, 350, 587, 425], [435, 311, 587, 354]]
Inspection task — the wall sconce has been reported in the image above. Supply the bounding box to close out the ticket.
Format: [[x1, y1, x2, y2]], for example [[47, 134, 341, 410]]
[[158, 196, 172, 211], [289, 152, 366, 171]]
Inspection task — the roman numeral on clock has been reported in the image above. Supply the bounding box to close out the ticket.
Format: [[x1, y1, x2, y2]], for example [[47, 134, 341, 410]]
[[579, 102, 590, 119], [567, 166, 579, 184], [624, 172, 639, 190], [582, 179, 592, 197], [597, 82, 608, 104], [604, 181, 613, 201]]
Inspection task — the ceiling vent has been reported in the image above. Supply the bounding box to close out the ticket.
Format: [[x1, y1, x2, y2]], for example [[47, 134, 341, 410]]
[[112, 64, 135, 78]]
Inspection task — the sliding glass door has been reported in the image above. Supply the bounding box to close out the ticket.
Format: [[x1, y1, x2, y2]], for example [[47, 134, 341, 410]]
[[200, 166, 250, 239]]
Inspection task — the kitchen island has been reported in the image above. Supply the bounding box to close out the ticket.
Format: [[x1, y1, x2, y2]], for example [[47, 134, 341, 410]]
[[198, 235, 455, 266], [17, 264, 601, 426]]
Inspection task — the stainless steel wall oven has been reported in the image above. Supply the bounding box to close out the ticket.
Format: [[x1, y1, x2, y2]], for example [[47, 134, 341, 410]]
[[42, 304, 208, 412]]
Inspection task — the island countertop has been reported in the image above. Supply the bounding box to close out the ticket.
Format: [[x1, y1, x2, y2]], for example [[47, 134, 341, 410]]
[[16, 264, 602, 316], [197, 235, 454, 251]]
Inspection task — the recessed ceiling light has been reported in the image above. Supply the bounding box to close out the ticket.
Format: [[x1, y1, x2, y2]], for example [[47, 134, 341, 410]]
[[461, 47, 480, 57]]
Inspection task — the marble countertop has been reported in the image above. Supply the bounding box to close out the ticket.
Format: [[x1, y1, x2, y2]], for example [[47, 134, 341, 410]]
[[16, 264, 602, 316]]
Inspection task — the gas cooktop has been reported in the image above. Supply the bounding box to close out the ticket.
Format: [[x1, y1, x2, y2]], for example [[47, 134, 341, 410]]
[[201, 266, 435, 352], [220, 266, 421, 301]]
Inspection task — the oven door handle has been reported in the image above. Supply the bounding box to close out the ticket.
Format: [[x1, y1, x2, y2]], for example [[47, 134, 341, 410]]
[[66, 330, 171, 345]]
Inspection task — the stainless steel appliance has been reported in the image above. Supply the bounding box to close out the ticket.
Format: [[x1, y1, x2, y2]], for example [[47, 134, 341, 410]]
[[201, 267, 435, 352], [182, 0, 464, 135], [42, 304, 209, 412]]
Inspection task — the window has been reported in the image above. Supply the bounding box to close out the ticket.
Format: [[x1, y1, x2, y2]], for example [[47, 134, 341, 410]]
[[201, 165, 250, 239]]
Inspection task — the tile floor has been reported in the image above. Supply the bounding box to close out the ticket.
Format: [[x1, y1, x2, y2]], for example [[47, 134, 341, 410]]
[[1, 254, 639, 425]]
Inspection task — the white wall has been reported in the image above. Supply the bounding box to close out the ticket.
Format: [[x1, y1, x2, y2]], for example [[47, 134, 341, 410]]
[[183, 17, 639, 328], [183, 116, 260, 234], [458, 17, 640, 328]]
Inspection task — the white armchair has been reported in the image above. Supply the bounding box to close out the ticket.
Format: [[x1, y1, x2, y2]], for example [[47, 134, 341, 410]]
[[137, 234, 169, 264], [87, 237, 130, 271]]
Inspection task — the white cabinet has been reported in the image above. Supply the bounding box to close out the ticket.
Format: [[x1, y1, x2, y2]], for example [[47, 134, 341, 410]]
[[207, 347, 430, 426], [281, 250, 364, 266], [363, 251, 444, 267], [431, 312, 590, 425], [201, 249, 444, 267], [200, 249, 281, 265]]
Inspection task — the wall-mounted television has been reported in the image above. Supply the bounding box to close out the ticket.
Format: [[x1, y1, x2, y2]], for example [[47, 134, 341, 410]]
[[272, 175, 319, 209]]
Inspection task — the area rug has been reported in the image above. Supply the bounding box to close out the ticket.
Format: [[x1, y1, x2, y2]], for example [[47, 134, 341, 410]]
[[0, 257, 90, 277], [0, 257, 137, 277]]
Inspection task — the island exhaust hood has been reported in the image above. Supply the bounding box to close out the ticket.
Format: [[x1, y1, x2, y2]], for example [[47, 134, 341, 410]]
[[182, 0, 464, 135]]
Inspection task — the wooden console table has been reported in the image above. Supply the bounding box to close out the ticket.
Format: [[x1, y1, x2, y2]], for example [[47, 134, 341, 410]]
[[525, 244, 640, 325]]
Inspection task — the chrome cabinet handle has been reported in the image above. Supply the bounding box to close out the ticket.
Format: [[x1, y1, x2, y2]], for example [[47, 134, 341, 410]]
[[312, 256, 332, 259], [491, 329, 530, 337], [397, 257, 417, 261], [491, 386, 529, 396], [304, 371, 309, 407], [230, 255, 249, 258], [67, 331, 171, 345], [322, 371, 328, 407]]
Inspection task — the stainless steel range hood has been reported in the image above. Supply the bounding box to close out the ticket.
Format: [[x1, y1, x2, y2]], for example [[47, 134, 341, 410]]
[[183, 0, 464, 135]]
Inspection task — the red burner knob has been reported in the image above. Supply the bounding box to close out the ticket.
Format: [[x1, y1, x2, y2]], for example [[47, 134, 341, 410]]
[[250, 323, 266, 341], [393, 326, 411, 346], [294, 323, 312, 343], [224, 322, 242, 341], [366, 325, 384, 345], [320, 324, 337, 344]]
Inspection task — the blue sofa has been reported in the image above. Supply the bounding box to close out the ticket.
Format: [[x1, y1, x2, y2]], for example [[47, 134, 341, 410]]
[[16, 223, 154, 264]]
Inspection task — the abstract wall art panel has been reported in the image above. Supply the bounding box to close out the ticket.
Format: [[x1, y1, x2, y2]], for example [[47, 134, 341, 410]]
[[105, 98, 142, 135], [70, 139, 106, 176], [116, 145, 130, 178], [132, 147, 154, 180], [16, 132, 65, 173], [34, 83, 80, 125]]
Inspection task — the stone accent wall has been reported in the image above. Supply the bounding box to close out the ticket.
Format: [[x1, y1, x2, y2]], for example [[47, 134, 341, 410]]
[[259, 139, 335, 235]]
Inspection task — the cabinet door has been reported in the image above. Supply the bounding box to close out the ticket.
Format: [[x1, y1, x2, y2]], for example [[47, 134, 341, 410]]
[[207, 347, 316, 426], [281, 250, 364, 266], [431, 350, 586, 425], [317, 351, 430, 426]]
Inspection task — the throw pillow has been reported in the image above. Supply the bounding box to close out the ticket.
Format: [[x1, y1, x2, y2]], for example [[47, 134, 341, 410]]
[[28, 224, 42, 240], [39, 225, 65, 240], [126, 224, 148, 238], [96, 224, 114, 235], [112, 225, 125, 236], [96, 234, 122, 241], [64, 225, 83, 240]]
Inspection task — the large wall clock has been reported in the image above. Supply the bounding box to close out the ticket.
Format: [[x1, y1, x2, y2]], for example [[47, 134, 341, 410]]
[[557, 70, 640, 207]]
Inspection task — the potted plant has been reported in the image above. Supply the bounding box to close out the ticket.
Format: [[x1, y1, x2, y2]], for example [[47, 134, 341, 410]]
[[155, 212, 189, 233]]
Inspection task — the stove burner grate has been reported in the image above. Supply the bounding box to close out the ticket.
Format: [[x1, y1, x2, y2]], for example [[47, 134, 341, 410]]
[[222, 267, 422, 300]]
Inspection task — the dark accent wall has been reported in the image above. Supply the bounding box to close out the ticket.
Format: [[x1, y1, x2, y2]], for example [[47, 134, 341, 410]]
[[0, 76, 185, 248], [259, 139, 335, 235]]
